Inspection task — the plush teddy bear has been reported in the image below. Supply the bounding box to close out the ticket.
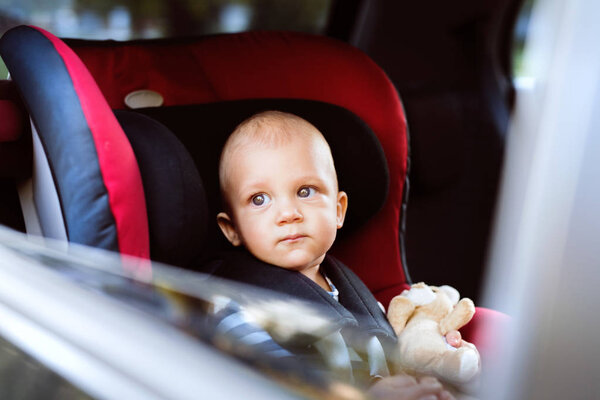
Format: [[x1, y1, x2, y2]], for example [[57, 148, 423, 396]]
[[387, 282, 481, 386]]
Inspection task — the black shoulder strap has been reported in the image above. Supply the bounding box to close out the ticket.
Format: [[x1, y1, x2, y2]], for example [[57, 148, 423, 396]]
[[322, 256, 396, 341], [209, 250, 358, 329]]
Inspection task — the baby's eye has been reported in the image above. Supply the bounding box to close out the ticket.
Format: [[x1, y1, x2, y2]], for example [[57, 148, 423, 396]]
[[251, 193, 271, 206], [297, 187, 316, 198]]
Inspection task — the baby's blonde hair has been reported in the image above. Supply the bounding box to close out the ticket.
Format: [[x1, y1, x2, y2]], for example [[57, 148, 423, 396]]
[[219, 110, 337, 205]]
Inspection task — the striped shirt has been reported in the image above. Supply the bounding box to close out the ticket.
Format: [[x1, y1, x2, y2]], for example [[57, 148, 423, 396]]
[[210, 275, 390, 385]]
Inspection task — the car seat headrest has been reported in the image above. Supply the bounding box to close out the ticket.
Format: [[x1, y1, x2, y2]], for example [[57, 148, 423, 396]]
[[133, 98, 389, 260]]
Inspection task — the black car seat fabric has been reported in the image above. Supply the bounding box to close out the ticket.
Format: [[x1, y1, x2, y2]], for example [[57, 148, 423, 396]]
[[115, 110, 208, 268]]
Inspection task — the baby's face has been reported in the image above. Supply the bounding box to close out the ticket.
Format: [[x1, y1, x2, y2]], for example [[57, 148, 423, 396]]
[[219, 133, 347, 274]]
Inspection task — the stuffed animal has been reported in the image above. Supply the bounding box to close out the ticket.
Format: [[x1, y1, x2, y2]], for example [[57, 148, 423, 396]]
[[387, 282, 481, 386]]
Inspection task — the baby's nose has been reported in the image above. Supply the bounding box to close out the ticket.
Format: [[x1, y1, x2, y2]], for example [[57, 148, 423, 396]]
[[277, 201, 303, 224]]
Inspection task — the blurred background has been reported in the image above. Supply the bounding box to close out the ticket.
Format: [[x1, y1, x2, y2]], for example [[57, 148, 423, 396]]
[[0, 0, 332, 40]]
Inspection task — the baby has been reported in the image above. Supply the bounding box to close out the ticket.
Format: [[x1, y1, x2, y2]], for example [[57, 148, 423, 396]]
[[216, 110, 347, 291], [213, 110, 455, 399]]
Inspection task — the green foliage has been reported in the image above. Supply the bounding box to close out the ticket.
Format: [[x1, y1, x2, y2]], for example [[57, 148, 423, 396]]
[[0, 57, 7, 79], [512, 0, 535, 78]]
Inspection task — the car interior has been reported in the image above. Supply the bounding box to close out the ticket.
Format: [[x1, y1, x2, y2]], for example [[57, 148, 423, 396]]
[[0, 20, 510, 362], [0, 0, 523, 382], [3, 2, 600, 399], [0, 0, 526, 303]]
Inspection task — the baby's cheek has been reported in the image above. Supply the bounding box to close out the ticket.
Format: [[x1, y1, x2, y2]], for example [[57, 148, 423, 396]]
[[319, 220, 340, 250], [238, 219, 268, 248]]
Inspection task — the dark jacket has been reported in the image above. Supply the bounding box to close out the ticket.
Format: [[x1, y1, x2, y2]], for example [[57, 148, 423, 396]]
[[208, 249, 397, 346]]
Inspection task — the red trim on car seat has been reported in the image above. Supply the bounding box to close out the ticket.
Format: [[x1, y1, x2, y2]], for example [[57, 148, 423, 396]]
[[33, 27, 150, 261]]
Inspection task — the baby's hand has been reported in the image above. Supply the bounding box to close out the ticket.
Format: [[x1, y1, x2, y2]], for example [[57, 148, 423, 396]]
[[445, 330, 462, 348], [368, 375, 455, 400]]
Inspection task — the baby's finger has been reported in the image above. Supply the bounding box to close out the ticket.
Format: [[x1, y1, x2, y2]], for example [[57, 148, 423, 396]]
[[417, 376, 441, 385], [373, 374, 418, 389], [439, 390, 456, 400], [395, 379, 444, 400], [416, 377, 455, 400], [445, 330, 462, 348]]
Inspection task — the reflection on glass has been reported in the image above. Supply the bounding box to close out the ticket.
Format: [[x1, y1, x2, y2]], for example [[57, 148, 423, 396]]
[[0, 335, 94, 400], [0, 230, 374, 399]]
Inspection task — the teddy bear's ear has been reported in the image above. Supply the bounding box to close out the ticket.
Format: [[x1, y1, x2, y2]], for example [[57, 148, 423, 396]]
[[404, 284, 436, 306], [387, 296, 416, 334]]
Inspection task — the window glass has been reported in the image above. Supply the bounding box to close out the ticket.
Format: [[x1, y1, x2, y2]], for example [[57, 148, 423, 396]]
[[512, 0, 535, 87], [0, 232, 368, 399], [0, 335, 94, 400], [0, 0, 333, 40], [0, 0, 332, 75], [0, 58, 6, 79]]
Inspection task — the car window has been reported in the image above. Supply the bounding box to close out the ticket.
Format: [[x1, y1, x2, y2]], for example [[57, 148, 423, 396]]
[[0, 0, 333, 81], [0, 0, 333, 40], [0, 335, 94, 399], [512, 0, 536, 89], [0, 230, 372, 399]]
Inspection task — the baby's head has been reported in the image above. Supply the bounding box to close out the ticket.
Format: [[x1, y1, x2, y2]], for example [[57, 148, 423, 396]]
[[217, 110, 348, 275]]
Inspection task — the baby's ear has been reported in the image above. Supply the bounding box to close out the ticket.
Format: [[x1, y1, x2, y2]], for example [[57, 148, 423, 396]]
[[217, 212, 242, 246], [336, 191, 348, 229]]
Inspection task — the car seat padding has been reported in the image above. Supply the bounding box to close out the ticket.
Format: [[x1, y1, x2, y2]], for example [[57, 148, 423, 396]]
[[115, 110, 208, 268], [0, 26, 149, 259]]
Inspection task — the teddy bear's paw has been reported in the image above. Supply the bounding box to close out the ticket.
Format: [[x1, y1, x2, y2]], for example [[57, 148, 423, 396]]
[[454, 349, 480, 383]]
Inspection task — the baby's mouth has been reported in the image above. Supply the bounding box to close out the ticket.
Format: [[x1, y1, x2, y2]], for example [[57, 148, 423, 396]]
[[280, 234, 307, 243]]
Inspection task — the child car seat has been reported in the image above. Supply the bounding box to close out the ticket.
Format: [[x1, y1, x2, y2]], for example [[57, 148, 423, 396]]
[[63, 29, 412, 304], [0, 25, 504, 352], [0, 25, 410, 302], [0, 25, 210, 271]]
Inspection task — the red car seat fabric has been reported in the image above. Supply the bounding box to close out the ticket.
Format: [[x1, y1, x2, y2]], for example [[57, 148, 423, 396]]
[[460, 306, 511, 367], [0, 25, 149, 259], [0, 80, 29, 233], [0, 81, 26, 143], [66, 31, 410, 306], [0, 80, 31, 180], [0, 99, 23, 142]]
